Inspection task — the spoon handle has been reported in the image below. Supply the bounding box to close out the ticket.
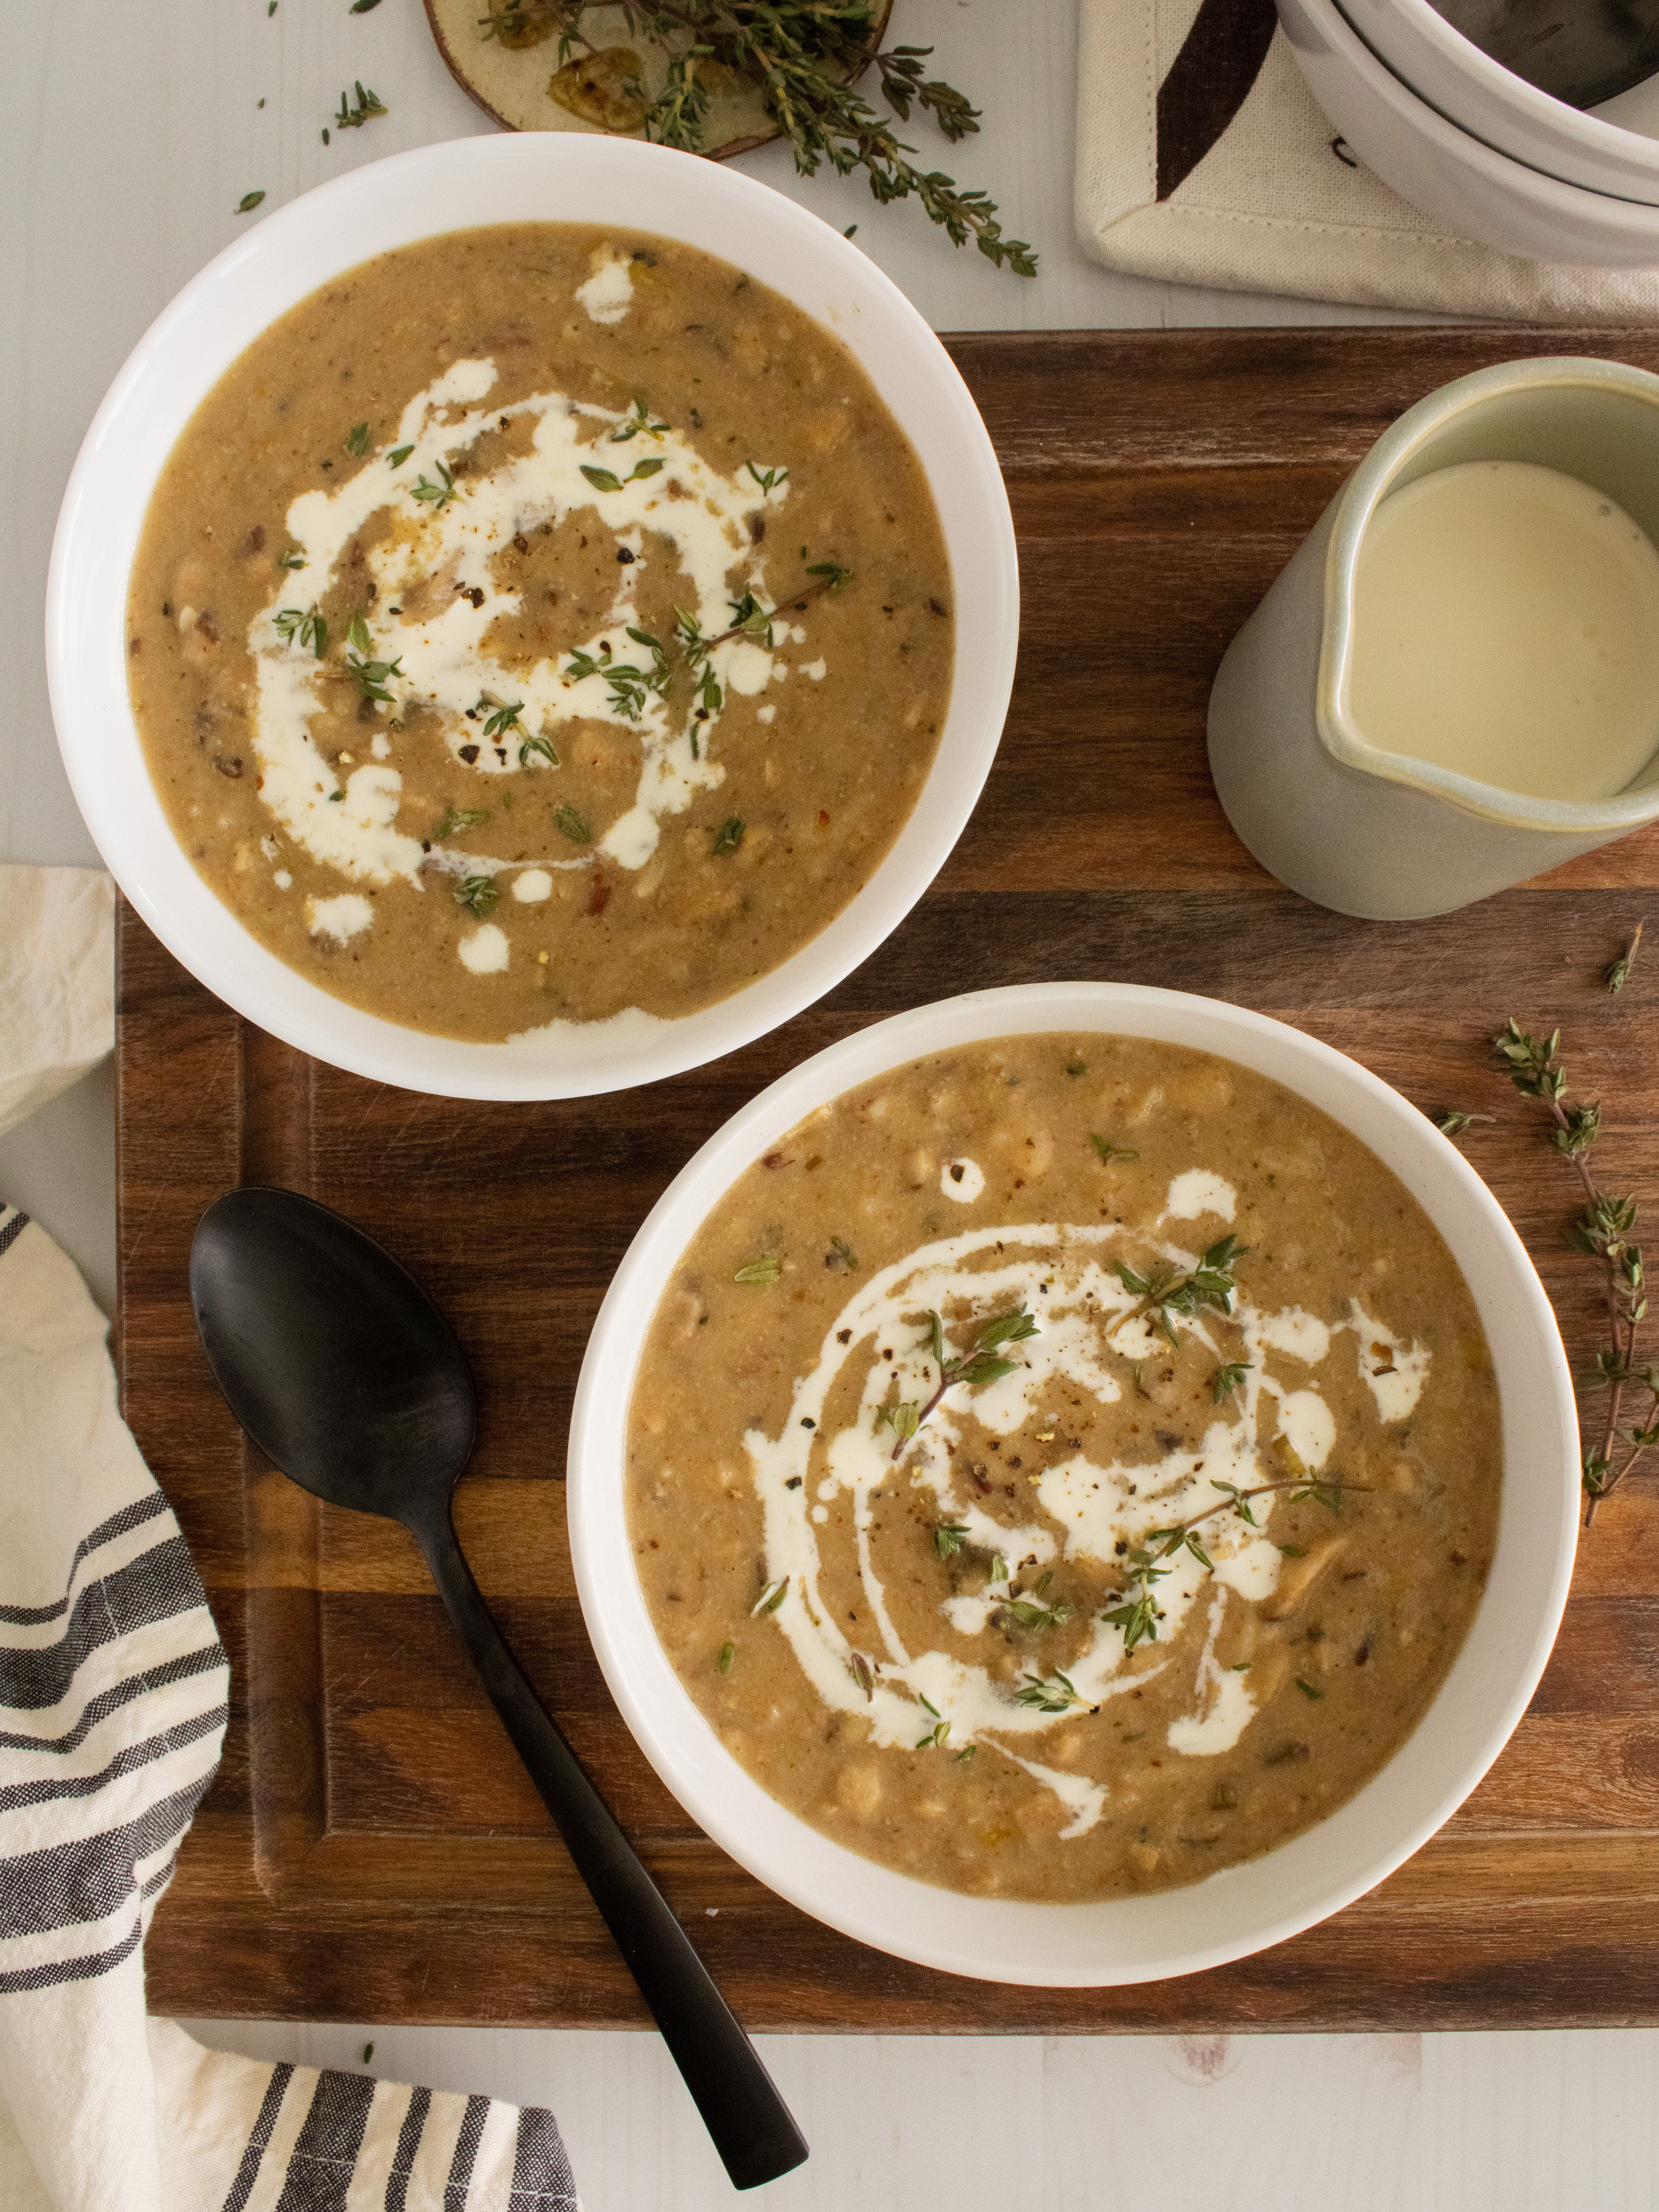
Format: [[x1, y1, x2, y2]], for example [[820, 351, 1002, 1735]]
[[413, 1512, 808, 2192]]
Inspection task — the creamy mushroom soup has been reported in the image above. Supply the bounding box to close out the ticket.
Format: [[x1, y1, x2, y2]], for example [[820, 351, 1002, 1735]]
[[125, 224, 953, 1042], [626, 1035, 1501, 1902]]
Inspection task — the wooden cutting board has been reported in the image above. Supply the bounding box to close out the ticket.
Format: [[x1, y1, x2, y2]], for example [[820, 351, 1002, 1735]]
[[128, 325, 1659, 2033]]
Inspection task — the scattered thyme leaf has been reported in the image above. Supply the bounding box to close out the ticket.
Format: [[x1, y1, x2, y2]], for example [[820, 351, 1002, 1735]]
[[236, 191, 266, 214], [747, 461, 789, 493], [580, 463, 625, 494], [1295, 1677, 1324, 1699], [1013, 1669, 1080, 1713], [711, 816, 745, 856], [1212, 1360, 1251, 1403], [518, 732, 559, 768], [934, 1523, 970, 1558], [751, 1576, 788, 1617], [716, 1640, 735, 1674], [276, 549, 307, 570], [334, 80, 388, 129], [345, 421, 370, 456], [553, 804, 592, 844], [1090, 1133, 1138, 1163]]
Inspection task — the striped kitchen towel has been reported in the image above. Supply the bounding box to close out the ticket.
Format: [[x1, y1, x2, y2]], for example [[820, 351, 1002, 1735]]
[[0, 863, 580, 2212]]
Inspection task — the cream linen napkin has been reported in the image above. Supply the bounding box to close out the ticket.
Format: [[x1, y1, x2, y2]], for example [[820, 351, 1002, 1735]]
[[1077, 0, 1659, 319], [0, 864, 580, 2212]]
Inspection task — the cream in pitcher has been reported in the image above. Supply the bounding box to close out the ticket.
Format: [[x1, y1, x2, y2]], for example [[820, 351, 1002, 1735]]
[[1348, 460, 1659, 803], [1207, 359, 1659, 919]]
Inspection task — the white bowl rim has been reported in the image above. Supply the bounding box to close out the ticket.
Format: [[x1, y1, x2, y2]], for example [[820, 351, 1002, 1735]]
[[568, 980, 1580, 1987], [1282, 0, 1659, 226], [1336, 0, 1659, 189], [45, 132, 1017, 1101], [1319, 355, 1659, 833]]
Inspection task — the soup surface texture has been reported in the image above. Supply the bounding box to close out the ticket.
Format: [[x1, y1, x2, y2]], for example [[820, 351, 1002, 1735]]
[[625, 1035, 1501, 1903], [126, 223, 952, 1042]]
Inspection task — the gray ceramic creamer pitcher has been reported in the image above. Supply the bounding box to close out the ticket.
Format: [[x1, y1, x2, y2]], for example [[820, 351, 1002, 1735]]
[[1207, 357, 1659, 920]]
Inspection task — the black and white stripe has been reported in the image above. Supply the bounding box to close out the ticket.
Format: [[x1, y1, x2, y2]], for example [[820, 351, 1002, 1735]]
[[0, 1204, 228, 2000], [0, 1197, 580, 2207]]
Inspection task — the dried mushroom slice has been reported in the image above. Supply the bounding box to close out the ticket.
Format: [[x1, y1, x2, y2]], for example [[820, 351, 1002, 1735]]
[[422, 0, 890, 156]]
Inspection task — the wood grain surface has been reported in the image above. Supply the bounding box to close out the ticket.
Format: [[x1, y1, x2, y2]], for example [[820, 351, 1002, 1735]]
[[127, 325, 1659, 2033]]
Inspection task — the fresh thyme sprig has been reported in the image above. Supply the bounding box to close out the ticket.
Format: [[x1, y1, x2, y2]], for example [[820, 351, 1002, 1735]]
[[274, 605, 327, 657], [1607, 922, 1645, 995], [878, 1305, 1037, 1462], [411, 462, 458, 510], [1492, 1018, 1654, 1521], [345, 613, 402, 703], [609, 396, 669, 443], [1109, 1235, 1248, 1350], [472, 2, 1034, 273], [1103, 1475, 1366, 1656], [1013, 1668, 1082, 1713]]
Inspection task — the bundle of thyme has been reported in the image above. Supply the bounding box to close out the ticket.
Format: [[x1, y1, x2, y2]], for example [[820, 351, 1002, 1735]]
[[480, 0, 1037, 273]]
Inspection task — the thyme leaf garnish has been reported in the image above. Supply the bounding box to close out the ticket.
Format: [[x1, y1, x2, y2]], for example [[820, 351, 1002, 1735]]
[[518, 733, 559, 768], [274, 605, 327, 657], [452, 875, 500, 918], [1101, 1477, 1367, 1656], [345, 421, 370, 457], [480, 696, 525, 740], [734, 1252, 782, 1285], [1000, 1596, 1072, 1631], [553, 804, 592, 844], [276, 549, 307, 570], [751, 1576, 788, 1616], [411, 461, 458, 509], [345, 612, 402, 702], [933, 1523, 970, 1558], [711, 816, 745, 856], [387, 445, 414, 467], [1212, 1360, 1251, 1403], [716, 1639, 735, 1674], [236, 191, 266, 214], [883, 1305, 1037, 1461], [1013, 1669, 1081, 1713], [1090, 1133, 1138, 1163], [610, 397, 669, 443], [434, 807, 491, 839], [1110, 1234, 1247, 1349], [746, 460, 789, 492]]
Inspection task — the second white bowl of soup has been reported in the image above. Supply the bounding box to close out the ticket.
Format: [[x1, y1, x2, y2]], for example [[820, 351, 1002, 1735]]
[[569, 981, 1578, 1985], [48, 133, 1016, 1099]]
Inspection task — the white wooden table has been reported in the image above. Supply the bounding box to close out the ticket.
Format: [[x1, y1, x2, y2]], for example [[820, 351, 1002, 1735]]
[[3, 5, 1653, 2205]]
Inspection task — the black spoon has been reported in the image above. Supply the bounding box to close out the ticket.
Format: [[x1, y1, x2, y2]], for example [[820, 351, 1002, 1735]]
[[190, 1185, 808, 2194]]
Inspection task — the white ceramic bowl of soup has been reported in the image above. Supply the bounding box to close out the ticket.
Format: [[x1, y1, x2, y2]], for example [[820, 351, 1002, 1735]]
[[46, 133, 1017, 1100], [569, 980, 1579, 1986]]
